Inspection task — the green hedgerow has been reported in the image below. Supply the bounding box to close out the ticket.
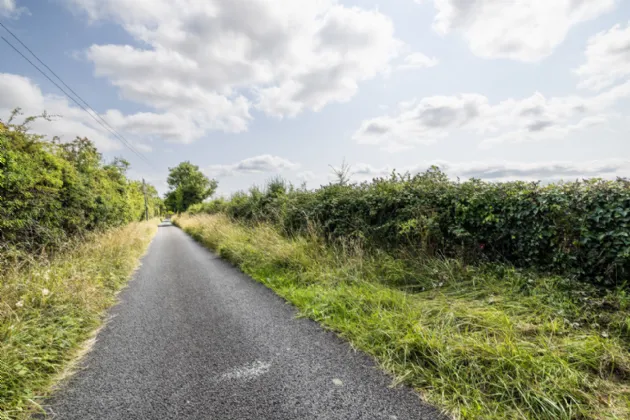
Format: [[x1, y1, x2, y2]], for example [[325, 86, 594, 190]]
[[194, 168, 630, 286]]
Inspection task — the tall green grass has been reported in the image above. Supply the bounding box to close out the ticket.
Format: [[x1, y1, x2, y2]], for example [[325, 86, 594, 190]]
[[176, 214, 630, 419], [0, 221, 157, 419]]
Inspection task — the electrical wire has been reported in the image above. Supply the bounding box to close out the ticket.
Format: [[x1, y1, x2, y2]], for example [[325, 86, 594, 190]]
[[0, 24, 153, 167]]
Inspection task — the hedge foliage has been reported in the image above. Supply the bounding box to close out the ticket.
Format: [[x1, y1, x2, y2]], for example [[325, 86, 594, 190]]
[[190, 169, 630, 285], [0, 117, 163, 258]]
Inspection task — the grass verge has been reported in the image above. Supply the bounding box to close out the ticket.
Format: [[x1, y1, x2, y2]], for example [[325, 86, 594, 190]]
[[175, 213, 630, 420], [0, 221, 158, 419]]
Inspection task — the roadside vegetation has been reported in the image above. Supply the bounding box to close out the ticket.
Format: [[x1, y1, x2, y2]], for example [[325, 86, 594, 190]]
[[1, 110, 163, 262], [176, 170, 630, 419], [0, 221, 157, 419], [1, 112, 161, 418]]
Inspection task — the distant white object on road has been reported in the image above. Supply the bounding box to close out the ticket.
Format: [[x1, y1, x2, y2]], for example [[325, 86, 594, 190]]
[[219, 360, 271, 382]]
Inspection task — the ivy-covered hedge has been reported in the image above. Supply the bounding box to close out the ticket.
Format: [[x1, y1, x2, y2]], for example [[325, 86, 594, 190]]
[[191, 169, 630, 285], [0, 120, 163, 258]]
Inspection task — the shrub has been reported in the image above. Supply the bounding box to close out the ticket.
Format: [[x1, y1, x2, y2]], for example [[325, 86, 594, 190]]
[[196, 169, 630, 285], [0, 114, 163, 260]]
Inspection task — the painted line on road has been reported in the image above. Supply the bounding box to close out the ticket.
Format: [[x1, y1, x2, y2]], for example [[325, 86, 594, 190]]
[[219, 360, 271, 382]]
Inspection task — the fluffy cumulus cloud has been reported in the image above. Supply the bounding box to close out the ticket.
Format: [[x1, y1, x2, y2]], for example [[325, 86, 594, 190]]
[[354, 94, 487, 151], [575, 22, 630, 91], [64, 0, 407, 136], [347, 159, 630, 181], [0, 0, 15, 15], [207, 154, 299, 177], [101, 106, 250, 144], [424, 0, 617, 61], [0, 73, 122, 151], [0, 72, 204, 150], [354, 81, 630, 151], [0, 0, 26, 18]]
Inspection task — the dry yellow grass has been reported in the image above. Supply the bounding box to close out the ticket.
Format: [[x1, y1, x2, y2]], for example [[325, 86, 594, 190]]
[[0, 221, 158, 419]]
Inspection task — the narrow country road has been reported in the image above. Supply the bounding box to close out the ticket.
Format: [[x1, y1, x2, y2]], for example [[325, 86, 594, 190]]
[[43, 223, 444, 420]]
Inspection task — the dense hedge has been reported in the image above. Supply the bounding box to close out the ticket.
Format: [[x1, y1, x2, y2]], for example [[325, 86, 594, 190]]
[[0, 120, 163, 258], [190, 169, 630, 285]]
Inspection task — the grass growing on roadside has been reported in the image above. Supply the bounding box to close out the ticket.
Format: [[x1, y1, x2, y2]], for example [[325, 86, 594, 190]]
[[0, 221, 158, 420], [175, 213, 630, 420]]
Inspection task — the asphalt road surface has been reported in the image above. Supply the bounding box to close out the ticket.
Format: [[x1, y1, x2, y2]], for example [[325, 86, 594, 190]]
[[43, 222, 444, 420]]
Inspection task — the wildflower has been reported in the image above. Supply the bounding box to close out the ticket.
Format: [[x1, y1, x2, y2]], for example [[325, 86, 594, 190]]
[[15, 300, 24, 308], [479, 243, 486, 250], [42, 288, 50, 296]]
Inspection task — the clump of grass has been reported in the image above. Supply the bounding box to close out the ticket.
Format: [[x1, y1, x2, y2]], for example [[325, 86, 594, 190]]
[[175, 214, 630, 420], [0, 221, 158, 419]]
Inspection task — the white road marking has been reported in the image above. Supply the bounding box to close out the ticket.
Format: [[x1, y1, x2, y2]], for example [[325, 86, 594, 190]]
[[219, 361, 271, 382]]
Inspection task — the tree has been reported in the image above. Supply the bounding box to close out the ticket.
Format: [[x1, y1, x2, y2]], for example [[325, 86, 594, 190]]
[[0, 114, 161, 255], [164, 161, 217, 212], [330, 158, 352, 186]]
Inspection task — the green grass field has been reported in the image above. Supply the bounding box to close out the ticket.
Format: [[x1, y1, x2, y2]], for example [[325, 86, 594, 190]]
[[0, 221, 157, 419], [176, 213, 630, 420]]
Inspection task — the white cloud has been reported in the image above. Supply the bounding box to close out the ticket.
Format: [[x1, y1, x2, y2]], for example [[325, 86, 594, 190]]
[[0, 0, 27, 18], [0, 73, 192, 153], [353, 94, 489, 151], [350, 163, 394, 180], [207, 155, 299, 177], [575, 21, 630, 91], [398, 52, 439, 70], [0, 73, 121, 151], [425, 0, 617, 62], [64, 0, 405, 132], [479, 81, 630, 147], [0, 0, 15, 15], [354, 83, 630, 151], [102, 106, 249, 144], [348, 159, 630, 181], [445, 160, 629, 180]]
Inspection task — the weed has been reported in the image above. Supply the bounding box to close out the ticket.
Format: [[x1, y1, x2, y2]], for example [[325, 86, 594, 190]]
[[175, 214, 630, 420]]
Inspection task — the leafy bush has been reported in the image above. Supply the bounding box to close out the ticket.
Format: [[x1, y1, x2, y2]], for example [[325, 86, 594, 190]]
[[198, 168, 630, 285], [187, 198, 228, 215], [0, 114, 163, 260]]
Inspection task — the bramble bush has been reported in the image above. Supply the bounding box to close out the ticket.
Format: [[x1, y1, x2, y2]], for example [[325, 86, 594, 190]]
[[0, 113, 163, 260], [192, 169, 630, 285]]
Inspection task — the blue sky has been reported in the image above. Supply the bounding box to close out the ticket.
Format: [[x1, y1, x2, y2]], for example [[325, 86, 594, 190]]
[[1, 0, 630, 195]]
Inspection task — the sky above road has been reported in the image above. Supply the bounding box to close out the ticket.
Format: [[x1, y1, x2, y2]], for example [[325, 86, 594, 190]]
[[1, 0, 630, 195]]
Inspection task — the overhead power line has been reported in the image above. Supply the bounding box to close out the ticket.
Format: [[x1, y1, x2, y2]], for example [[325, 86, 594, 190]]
[[0, 23, 153, 167]]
